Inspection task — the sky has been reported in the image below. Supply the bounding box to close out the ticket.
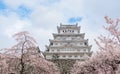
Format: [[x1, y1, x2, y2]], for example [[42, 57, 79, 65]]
[[0, 0, 120, 52]]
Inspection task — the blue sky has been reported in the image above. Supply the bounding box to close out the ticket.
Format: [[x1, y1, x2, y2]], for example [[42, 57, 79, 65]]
[[0, 0, 120, 52], [0, 1, 6, 9]]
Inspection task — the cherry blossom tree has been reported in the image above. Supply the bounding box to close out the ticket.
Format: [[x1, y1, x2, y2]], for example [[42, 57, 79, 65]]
[[94, 16, 120, 74], [71, 16, 120, 74], [0, 54, 8, 74], [0, 31, 60, 74], [8, 31, 37, 74]]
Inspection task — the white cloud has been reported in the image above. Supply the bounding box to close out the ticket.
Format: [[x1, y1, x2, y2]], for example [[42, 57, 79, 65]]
[[0, 10, 31, 37], [4, 19, 31, 37], [30, 28, 54, 51], [30, 5, 65, 29]]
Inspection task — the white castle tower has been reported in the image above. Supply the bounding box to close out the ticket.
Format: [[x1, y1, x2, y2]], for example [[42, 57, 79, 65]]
[[44, 23, 92, 61]]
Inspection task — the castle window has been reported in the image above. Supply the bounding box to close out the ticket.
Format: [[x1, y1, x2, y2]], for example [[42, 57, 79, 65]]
[[50, 42, 53, 45], [63, 55, 66, 57], [75, 55, 78, 57], [52, 54, 59, 59], [84, 42, 87, 45], [46, 49, 49, 51]]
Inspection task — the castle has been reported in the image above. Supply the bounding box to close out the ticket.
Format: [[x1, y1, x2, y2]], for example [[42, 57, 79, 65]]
[[44, 23, 92, 60]]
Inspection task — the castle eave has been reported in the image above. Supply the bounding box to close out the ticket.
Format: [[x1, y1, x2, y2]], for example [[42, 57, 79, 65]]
[[52, 33, 85, 38], [44, 51, 92, 54]]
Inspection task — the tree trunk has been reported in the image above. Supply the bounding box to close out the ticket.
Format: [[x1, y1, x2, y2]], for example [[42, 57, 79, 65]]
[[20, 35, 26, 74], [20, 57, 24, 74]]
